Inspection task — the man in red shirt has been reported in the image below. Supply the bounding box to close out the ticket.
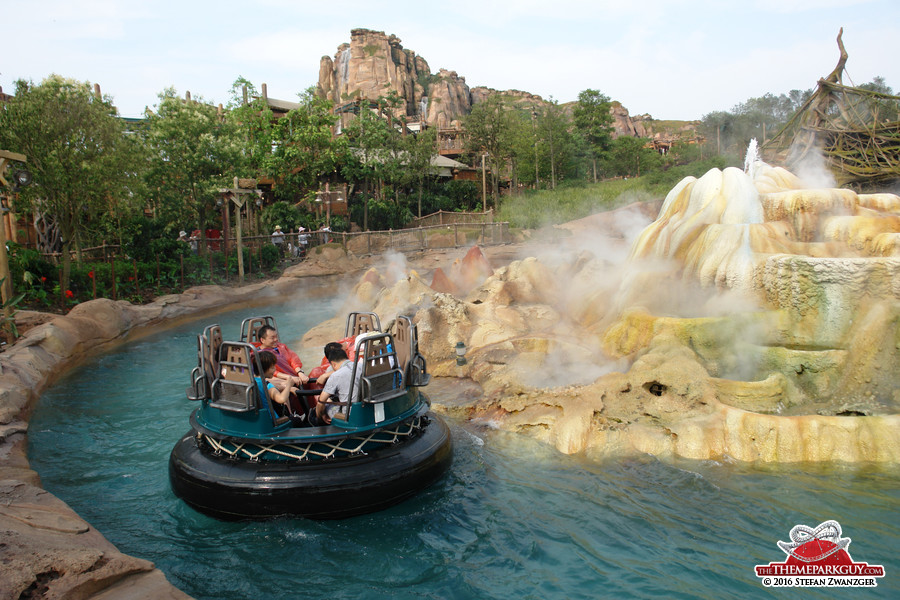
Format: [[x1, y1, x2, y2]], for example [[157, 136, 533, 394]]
[[253, 325, 310, 389]]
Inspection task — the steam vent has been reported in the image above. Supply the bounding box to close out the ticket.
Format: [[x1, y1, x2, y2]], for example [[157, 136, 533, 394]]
[[305, 147, 900, 464]]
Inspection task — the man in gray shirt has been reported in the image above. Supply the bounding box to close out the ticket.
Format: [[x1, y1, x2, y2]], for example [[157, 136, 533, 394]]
[[315, 342, 362, 425]]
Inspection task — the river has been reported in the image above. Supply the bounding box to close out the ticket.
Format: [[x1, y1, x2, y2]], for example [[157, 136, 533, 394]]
[[28, 291, 899, 599]]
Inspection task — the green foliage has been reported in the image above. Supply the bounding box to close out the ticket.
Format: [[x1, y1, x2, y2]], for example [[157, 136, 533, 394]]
[[444, 180, 480, 210], [0, 277, 26, 340], [340, 94, 407, 229], [499, 178, 663, 229], [6, 245, 56, 307], [643, 156, 739, 188], [350, 196, 413, 231], [699, 87, 816, 156], [463, 94, 525, 202], [259, 243, 280, 269], [260, 201, 304, 232], [259, 89, 345, 201], [144, 87, 243, 234], [120, 216, 189, 262], [403, 127, 439, 217], [0, 75, 145, 296], [573, 89, 615, 181], [601, 136, 664, 178]]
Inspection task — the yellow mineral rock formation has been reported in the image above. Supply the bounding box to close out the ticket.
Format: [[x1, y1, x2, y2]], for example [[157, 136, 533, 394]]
[[307, 159, 900, 464]]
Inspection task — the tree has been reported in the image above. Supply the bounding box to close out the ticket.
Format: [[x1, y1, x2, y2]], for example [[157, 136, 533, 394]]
[[144, 87, 243, 244], [602, 136, 662, 178], [403, 127, 438, 217], [271, 90, 345, 199], [229, 83, 345, 202], [341, 96, 405, 230], [700, 88, 815, 157], [463, 94, 517, 205], [0, 75, 142, 300], [858, 76, 893, 96], [536, 99, 576, 189], [573, 89, 615, 182]]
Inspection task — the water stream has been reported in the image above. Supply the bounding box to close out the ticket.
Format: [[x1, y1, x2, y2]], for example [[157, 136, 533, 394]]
[[28, 291, 899, 599]]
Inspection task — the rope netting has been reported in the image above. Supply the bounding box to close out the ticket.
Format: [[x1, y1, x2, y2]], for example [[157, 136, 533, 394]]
[[202, 416, 425, 462]]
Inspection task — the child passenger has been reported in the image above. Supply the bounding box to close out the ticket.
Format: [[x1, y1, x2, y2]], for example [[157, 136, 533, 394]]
[[253, 351, 299, 422]]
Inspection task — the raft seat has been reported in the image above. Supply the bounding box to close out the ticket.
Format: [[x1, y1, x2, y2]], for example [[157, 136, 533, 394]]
[[210, 342, 258, 413], [210, 342, 291, 426], [355, 332, 405, 405], [393, 318, 412, 377], [204, 324, 223, 390], [187, 325, 223, 401], [240, 315, 276, 344], [187, 333, 208, 401], [345, 312, 382, 338], [393, 316, 430, 387]]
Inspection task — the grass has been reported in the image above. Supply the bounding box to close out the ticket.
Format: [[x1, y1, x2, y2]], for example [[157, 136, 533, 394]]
[[497, 178, 668, 229], [497, 157, 739, 229]]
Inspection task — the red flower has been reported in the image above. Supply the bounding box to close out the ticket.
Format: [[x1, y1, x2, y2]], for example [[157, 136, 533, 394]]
[[128, 276, 134, 281], [41, 276, 47, 282], [88, 270, 94, 279], [65, 290, 74, 299]]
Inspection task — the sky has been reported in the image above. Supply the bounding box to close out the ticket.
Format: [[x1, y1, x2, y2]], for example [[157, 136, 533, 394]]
[[2, 0, 898, 122]]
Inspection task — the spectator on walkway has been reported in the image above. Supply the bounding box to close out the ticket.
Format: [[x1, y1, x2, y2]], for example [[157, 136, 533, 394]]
[[271, 225, 285, 255], [297, 227, 309, 256]]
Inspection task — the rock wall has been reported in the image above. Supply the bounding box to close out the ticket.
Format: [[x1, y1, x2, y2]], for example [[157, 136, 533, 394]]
[[317, 29, 655, 135], [317, 28, 471, 128]]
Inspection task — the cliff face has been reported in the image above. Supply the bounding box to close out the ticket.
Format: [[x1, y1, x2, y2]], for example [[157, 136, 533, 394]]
[[610, 102, 647, 138], [317, 28, 471, 128], [317, 28, 672, 138]]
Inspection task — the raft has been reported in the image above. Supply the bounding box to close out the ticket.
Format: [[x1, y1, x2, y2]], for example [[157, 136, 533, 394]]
[[169, 313, 452, 520]]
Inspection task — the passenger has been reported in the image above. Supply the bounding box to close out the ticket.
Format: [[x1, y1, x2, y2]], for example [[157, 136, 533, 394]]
[[313, 342, 363, 426], [252, 325, 309, 389], [252, 351, 296, 421], [307, 335, 356, 391]]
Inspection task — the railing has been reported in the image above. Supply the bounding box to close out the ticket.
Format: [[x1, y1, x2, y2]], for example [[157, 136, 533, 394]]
[[406, 209, 494, 229], [15, 223, 508, 308], [334, 221, 509, 256]]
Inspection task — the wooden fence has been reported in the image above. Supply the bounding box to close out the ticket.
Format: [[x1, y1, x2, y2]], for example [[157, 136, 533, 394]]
[[334, 221, 509, 256], [405, 209, 494, 229]]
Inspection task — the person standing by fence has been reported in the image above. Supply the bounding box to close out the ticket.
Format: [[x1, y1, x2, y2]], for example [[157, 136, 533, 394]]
[[271, 225, 285, 256], [297, 227, 309, 257]]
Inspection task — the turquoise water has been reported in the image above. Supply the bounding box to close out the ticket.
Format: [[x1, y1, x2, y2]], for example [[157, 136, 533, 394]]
[[28, 292, 899, 599]]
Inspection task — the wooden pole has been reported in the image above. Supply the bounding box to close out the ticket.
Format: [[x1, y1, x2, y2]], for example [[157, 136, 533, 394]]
[[481, 154, 487, 213], [236, 199, 244, 283], [110, 258, 117, 301]]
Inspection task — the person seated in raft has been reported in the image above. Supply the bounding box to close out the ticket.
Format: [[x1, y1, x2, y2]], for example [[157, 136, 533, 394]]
[[253, 351, 298, 421], [252, 325, 310, 390], [307, 335, 357, 394], [311, 342, 363, 426]]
